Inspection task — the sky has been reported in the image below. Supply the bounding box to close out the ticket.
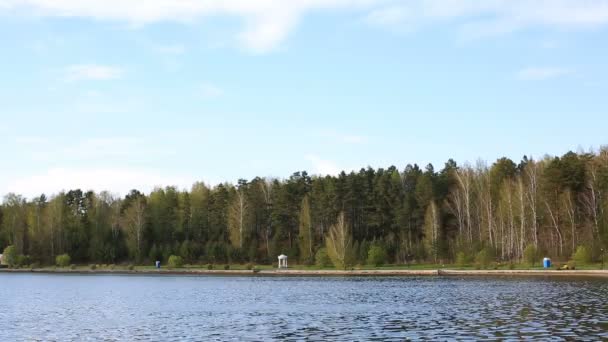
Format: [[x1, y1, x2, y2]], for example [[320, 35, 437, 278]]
[[1, 0, 607, 198]]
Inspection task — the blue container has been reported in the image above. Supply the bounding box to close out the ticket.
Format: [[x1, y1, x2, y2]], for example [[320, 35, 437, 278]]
[[543, 258, 551, 268], [155, 260, 161, 269]]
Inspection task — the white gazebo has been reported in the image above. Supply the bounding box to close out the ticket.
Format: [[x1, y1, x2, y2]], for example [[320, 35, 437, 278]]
[[277, 254, 288, 269]]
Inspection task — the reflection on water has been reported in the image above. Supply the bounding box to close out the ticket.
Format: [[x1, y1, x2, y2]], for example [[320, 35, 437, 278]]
[[1, 274, 607, 340]]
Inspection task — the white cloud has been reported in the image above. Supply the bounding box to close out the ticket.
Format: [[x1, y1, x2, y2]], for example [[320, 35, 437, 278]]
[[366, 5, 408, 25], [3, 1, 608, 52], [22, 137, 175, 166], [63, 64, 124, 81], [0, 0, 376, 53], [3, 167, 194, 198], [516, 67, 571, 81], [365, 0, 608, 38], [199, 83, 224, 99], [15, 136, 48, 144], [305, 154, 342, 176]]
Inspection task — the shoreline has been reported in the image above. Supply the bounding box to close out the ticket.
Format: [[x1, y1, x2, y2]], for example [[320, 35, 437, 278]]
[[1, 268, 607, 278]]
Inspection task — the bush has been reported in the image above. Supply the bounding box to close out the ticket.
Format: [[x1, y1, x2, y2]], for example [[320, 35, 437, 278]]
[[523, 245, 539, 267], [128, 264, 135, 271], [245, 263, 254, 270], [223, 264, 230, 270], [315, 248, 332, 268], [573, 245, 591, 266], [30, 262, 40, 269], [367, 245, 388, 267], [168, 255, 184, 268], [56, 254, 71, 267], [16, 255, 31, 268], [70, 264, 77, 270], [207, 264, 214, 270], [2, 245, 17, 266], [475, 248, 493, 269], [456, 251, 469, 267], [89, 264, 97, 270], [109, 264, 115, 270]]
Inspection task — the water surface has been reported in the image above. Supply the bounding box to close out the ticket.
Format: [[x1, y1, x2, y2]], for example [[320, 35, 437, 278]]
[[1, 274, 606, 340]]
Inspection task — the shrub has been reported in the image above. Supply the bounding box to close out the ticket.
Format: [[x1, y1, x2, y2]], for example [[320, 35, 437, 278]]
[[128, 264, 135, 271], [70, 264, 77, 270], [89, 264, 97, 270], [109, 264, 115, 270], [573, 245, 591, 266], [56, 254, 71, 267], [523, 245, 539, 267], [207, 264, 214, 270], [245, 263, 254, 270], [16, 255, 31, 268], [315, 248, 332, 268], [30, 262, 40, 269], [223, 264, 230, 270], [2, 245, 17, 266], [456, 251, 468, 267], [367, 245, 388, 267], [168, 255, 184, 268], [475, 248, 493, 269]]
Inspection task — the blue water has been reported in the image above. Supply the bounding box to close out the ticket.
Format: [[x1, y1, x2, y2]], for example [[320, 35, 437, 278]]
[[1, 274, 606, 340]]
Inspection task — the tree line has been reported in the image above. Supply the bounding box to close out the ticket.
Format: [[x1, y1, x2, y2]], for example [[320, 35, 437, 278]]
[[1, 148, 607, 267]]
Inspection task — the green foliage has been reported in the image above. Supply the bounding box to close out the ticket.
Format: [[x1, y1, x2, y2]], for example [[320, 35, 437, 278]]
[[315, 248, 332, 268], [207, 263, 214, 270], [298, 195, 313, 264], [70, 264, 76, 270], [326, 213, 354, 270], [168, 255, 184, 268], [573, 245, 591, 265], [475, 248, 493, 269], [16, 254, 31, 267], [523, 245, 539, 267], [455, 251, 469, 267], [1, 150, 608, 268], [245, 263, 254, 270], [2, 245, 17, 266], [223, 264, 230, 270], [89, 264, 97, 270], [128, 264, 134, 271], [367, 245, 388, 267], [55, 254, 71, 267]]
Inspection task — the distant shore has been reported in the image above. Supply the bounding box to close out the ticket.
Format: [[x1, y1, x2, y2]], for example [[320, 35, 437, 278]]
[[1, 268, 607, 278]]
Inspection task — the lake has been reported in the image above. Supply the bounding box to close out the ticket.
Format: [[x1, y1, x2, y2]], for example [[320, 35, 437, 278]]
[[1, 274, 606, 340]]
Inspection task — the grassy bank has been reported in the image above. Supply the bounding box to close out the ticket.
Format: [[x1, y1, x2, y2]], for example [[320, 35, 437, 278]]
[[1, 262, 607, 277]]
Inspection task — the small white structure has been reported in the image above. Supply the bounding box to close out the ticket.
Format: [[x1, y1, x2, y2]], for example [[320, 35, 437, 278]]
[[277, 254, 288, 269]]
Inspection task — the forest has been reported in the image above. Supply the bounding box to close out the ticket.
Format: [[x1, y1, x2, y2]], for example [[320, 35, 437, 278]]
[[1, 148, 608, 267]]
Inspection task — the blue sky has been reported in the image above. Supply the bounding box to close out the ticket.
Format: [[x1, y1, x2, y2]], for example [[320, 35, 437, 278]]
[[1, 0, 607, 198]]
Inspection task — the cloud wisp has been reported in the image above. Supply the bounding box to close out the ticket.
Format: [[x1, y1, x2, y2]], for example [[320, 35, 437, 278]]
[[516, 67, 571, 81], [63, 64, 124, 81], [4, 1, 608, 52], [3, 167, 195, 198]]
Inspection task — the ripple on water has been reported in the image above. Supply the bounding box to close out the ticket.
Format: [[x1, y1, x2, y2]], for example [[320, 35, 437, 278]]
[[0, 275, 607, 340]]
